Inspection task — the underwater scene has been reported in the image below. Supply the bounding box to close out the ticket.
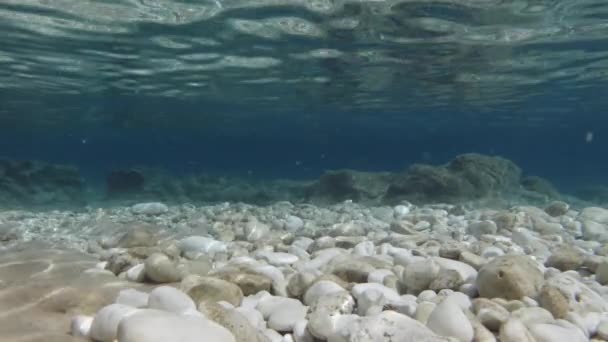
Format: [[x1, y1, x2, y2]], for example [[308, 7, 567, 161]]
[[1, 0, 608, 341]]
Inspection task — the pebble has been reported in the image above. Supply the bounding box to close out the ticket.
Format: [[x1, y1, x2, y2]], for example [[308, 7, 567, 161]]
[[90, 303, 139, 342], [117, 309, 235, 342], [131, 202, 169, 215], [144, 253, 182, 283], [147, 286, 196, 314], [70, 315, 93, 338], [476, 255, 544, 300], [115, 289, 149, 308], [426, 295, 474, 342]]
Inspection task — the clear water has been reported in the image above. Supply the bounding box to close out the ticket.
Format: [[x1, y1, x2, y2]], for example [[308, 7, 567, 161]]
[[1, 0, 608, 202]]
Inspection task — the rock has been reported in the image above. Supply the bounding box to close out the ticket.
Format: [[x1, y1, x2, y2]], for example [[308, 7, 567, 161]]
[[284, 215, 304, 232], [105, 253, 136, 275], [117, 226, 158, 248], [328, 259, 377, 283], [200, 303, 269, 342], [402, 258, 441, 294], [476, 255, 544, 300], [580, 207, 608, 224], [147, 286, 196, 314], [596, 260, 608, 285], [303, 280, 345, 305], [90, 303, 139, 342], [117, 309, 235, 342], [467, 221, 498, 237], [545, 248, 583, 271], [581, 220, 608, 242], [70, 315, 93, 339], [307, 291, 356, 339], [528, 323, 587, 342], [597, 318, 608, 340], [255, 251, 299, 266], [336, 311, 450, 342], [521, 176, 559, 198], [131, 202, 168, 215], [115, 289, 149, 308], [144, 253, 181, 283], [538, 286, 569, 319], [106, 169, 145, 196], [306, 169, 391, 203], [386, 153, 521, 204], [544, 201, 569, 217], [499, 318, 536, 342], [183, 276, 244, 307], [178, 236, 227, 257], [256, 296, 308, 330], [0, 159, 85, 207], [544, 272, 608, 314], [429, 269, 465, 291], [126, 264, 146, 282], [426, 295, 474, 342], [459, 251, 487, 270], [215, 271, 273, 296]]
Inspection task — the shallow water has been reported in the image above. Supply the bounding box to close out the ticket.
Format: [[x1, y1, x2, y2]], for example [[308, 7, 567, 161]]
[[1, 1, 608, 341]]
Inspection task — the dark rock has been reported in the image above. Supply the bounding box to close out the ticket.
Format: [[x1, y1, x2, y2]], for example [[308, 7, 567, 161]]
[[0, 158, 84, 207], [106, 169, 145, 196], [306, 170, 392, 203], [385, 154, 521, 204], [521, 176, 559, 198]]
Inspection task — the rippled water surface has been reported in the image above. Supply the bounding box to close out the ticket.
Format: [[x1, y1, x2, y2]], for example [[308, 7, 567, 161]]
[[1, 0, 607, 125]]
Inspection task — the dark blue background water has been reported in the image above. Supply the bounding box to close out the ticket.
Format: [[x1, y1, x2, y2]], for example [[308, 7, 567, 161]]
[[2, 93, 605, 196]]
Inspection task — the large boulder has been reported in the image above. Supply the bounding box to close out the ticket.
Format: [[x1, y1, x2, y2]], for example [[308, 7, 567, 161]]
[[306, 169, 392, 204], [385, 153, 522, 203], [0, 158, 85, 207]]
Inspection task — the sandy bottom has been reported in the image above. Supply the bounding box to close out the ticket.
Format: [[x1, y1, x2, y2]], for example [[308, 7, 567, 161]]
[[0, 243, 152, 342]]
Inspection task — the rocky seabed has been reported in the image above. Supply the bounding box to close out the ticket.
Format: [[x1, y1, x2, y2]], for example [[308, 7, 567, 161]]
[[3, 199, 608, 341]]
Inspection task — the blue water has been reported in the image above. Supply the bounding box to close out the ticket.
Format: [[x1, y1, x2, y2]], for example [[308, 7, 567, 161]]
[[1, 0, 608, 200]]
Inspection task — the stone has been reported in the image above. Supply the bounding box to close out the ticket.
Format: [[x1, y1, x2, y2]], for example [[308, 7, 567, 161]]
[[255, 251, 299, 266], [126, 264, 146, 282], [90, 304, 139, 342], [256, 296, 307, 327], [200, 303, 268, 342], [426, 295, 474, 342], [544, 201, 569, 217], [538, 286, 569, 319], [329, 259, 377, 283], [528, 323, 587, 342], [467, 220, 498, 237], [183, 276, 244, 307], [499, 318, 536, 342], [581, 220, 608, 242], [545, 248, 583, 271], [144, 253, 181, 283], [402, 258, 441, 294], [117, 226, 158, 248], [70, 315, 93, 339], [476, 255, 544, 300], [596, 260, 608, 285], [544, 272, 608, 314], [178, 236, 227, 257], [459, 251, 487, 270], [115, 289, 149, 308], [117, 309, 235, 342], [147, 286, 196, 314], [131, 202, 168, 215], [303, 280, 345, 305], [215, 271, 273, 296], [307, 291, 356, 339], [335, 311, 450, 342]]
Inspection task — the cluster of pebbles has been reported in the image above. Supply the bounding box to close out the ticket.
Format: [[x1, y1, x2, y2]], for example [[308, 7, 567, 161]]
[[3, 199, 608, 341]]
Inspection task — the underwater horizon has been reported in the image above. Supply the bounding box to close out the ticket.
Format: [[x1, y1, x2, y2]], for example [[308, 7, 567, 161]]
[[2, 1, 608, 342]]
